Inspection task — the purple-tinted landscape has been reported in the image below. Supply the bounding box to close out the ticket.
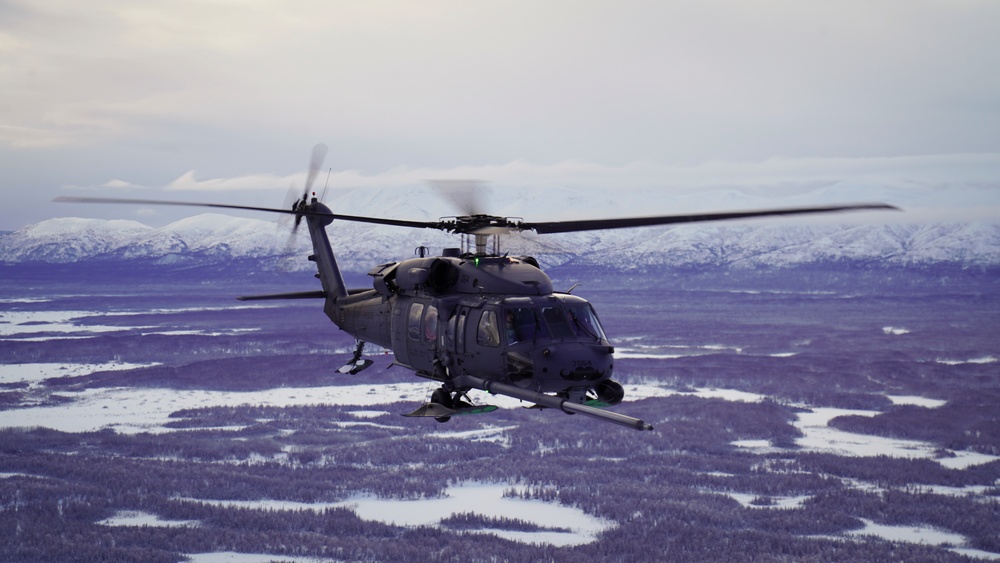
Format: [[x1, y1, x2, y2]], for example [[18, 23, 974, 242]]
[[1, 263, 998, 562], [5, 1, 999, 558]]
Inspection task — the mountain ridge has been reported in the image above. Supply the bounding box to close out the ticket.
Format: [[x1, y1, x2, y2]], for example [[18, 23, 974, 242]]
[[2, 214, 997, 273]]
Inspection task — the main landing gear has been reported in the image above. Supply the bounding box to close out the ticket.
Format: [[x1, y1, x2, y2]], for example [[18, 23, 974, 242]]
[[403, 385, 498, 422], [431, 387, 474, 423]]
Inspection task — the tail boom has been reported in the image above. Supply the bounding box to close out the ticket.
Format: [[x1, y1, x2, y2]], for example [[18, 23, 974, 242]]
[[304, 201, 348, 300]]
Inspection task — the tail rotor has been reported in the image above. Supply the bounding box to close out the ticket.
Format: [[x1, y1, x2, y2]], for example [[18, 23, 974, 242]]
[[275, 143, 330, 261], [292, 143, 329, 233]]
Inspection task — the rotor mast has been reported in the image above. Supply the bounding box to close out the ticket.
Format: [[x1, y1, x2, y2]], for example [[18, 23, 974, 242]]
[[442, 214, 523, 257], [472, 233, 491, 256]]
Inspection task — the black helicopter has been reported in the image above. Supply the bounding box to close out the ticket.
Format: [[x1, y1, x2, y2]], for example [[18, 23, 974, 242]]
[[56, 145, 897, 431]]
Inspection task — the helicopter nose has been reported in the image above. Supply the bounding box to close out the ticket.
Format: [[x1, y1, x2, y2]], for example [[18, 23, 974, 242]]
[[539, 342, 614, 382], [562, 364, 603, 381]]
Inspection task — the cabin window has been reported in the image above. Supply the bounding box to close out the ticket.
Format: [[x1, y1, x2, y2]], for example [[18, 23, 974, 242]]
[[477, 310, 500, 347], [407, 302, 424, 341], [424, 305, 438, 341], [456, 309, 468, 353], [446, 311, 456, 348]]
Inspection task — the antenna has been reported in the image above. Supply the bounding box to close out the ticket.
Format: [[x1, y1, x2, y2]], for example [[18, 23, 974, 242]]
[[320, 167, 332, 202]]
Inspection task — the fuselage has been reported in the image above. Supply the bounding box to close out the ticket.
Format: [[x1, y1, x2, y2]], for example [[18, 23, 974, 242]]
[[325, 255, 616, 395]]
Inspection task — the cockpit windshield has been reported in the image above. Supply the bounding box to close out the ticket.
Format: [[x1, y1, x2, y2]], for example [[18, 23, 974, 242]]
[[564, 302, 607, 341], [504, 300, 607, 343], [540, 307, 572, 339], [505, 307, 549, 343]]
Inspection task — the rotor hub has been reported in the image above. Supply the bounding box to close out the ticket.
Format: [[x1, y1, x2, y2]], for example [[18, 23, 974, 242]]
[[438, 214, 523, 235]]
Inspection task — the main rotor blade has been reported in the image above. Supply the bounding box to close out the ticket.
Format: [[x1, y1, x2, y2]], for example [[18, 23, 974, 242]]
[[55, 196, 324, 218], [521, 203, 900, 234], [55, 197, 900, 235], [53, 196, 440, 230]]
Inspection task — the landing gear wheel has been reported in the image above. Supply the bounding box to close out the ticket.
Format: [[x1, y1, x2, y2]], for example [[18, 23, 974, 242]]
[[431, 388, 453, 423]]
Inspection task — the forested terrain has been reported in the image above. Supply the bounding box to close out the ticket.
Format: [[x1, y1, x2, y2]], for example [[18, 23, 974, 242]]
[[1, 267, 998, 562]]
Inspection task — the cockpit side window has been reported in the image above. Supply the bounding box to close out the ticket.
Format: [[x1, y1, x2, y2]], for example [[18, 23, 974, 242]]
[[477, 309, 500, 347]]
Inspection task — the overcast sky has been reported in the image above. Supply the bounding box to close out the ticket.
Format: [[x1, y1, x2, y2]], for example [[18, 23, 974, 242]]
[[1, 0, 998, 230]]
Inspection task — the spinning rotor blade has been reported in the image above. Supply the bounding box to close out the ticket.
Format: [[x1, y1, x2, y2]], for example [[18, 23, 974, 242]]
[[428, 179, 487, 216], [277, 183, 303, 258], [293, 143, 329, 232], [427, 180, 528, 235], [281, 183, 299, 216], [521, 203, 900, 234], [278, 183, 300, 231], [305, 143, 328, 199]]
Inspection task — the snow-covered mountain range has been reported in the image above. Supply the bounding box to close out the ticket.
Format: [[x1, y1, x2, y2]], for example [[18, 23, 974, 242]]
[[2, 212, 997, 273]]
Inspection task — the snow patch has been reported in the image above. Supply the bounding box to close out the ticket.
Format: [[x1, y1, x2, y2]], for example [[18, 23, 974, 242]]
[[847, 518, 966, 547], [715, 491, 811, 509], [935, 356, 997, 365], [184, 553, 336, 563], [98, 510, 198, 528], [427, 425, 516, 446], [347, 410, 391, 419], [0, 310, 152, 337], [180, 482, 615, 548], [0, 362, 157, 386], [794, 408, 999, 470], [887, 395, 947, 408]]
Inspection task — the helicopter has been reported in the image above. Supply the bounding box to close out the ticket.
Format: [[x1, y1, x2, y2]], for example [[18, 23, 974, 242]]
[[55, 144, 898, 431]]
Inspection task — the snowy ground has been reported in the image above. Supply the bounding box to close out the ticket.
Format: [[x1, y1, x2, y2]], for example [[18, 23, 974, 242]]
[[2, 359, 995, 472], [3, 292, 998, 559]]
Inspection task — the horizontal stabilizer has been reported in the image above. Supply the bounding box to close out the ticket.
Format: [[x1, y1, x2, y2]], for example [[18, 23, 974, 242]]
[[236, 290, 327, 301], [236, 288, 371, 301]]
